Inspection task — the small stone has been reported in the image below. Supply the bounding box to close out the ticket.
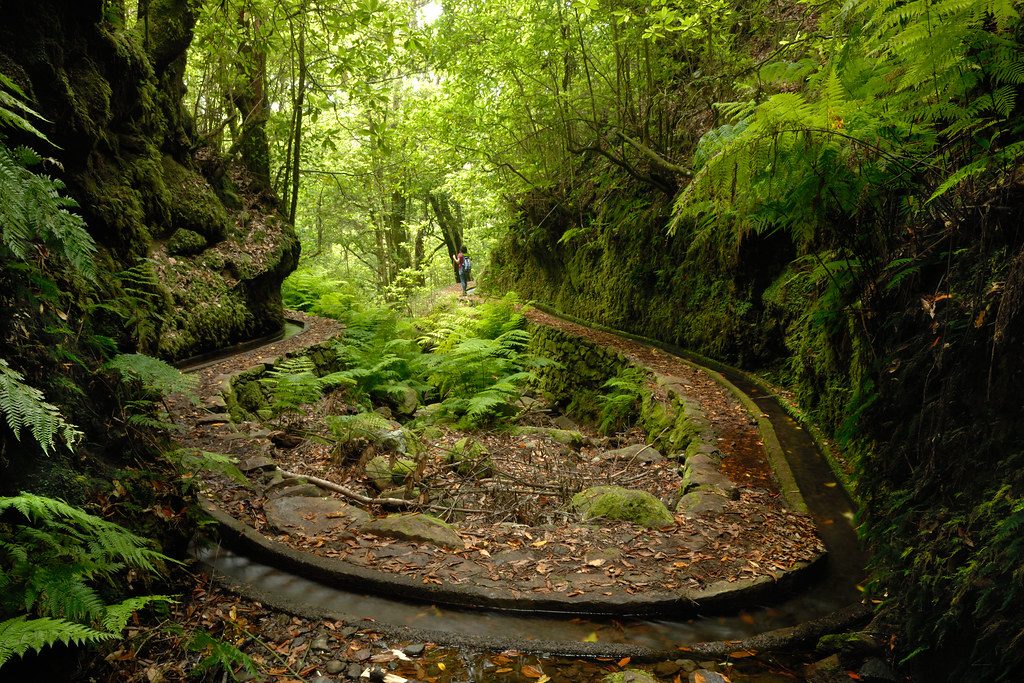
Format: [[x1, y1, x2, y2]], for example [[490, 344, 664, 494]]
[[340, 626, 359, 638], [598, 443, 665, 464], [266, 483, 322, 499], [678, 659, 699, 673], [553, 415, 581, 431], [292, 636, 306, 647], [652, 660, 681, 677], [689, 671, 727, 683], [352, 648, 372, 661], [309, 677, 336, 683], [675, 489, 729, 518], [402, 643, 425, 656], [696, 661, 718, 671], [238, 456, 276, 473], [817, 631, 882, 658], [325, 660, 344, 674], [345, 663, 364, 679], [804, 654, 844, 683], [572, 485, 675, 528], [858, 657, 898, 682], [311, 636, 331, 652]]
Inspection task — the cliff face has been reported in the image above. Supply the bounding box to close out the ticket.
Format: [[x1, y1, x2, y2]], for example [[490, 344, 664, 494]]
[[0, 0, 298, 361]]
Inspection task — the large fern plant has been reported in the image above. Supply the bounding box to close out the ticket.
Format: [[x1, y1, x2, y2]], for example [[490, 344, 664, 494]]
[[0, 494, 172, 667], [672, 0, 1024, 252]]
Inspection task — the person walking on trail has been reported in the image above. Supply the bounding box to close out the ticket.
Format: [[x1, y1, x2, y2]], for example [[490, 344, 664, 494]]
[[453, 246, 472, 296]]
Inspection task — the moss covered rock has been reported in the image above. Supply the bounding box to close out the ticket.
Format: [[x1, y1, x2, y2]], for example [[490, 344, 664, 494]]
[[162, 156, 229, 242], [365, 456, 417, 490], [167, 228, 207, 256], [511, 426, 588, 448], [572, 486, 675, 528], [445, 437, 494, 478], [362, 513, 462, 549]]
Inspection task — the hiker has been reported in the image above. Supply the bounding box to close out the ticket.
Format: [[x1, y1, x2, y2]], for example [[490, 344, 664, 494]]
[[453, 246, 472, 295]]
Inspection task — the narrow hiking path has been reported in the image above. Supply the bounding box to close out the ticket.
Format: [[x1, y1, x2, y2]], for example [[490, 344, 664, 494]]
[[143, 297, 862, 682]]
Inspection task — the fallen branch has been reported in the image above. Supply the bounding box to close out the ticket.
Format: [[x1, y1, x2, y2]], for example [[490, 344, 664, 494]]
[[276, 467, 415, 509], [275, 467, 491, 516]]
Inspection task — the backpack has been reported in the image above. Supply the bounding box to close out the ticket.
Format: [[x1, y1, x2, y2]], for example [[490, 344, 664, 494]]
[[461, 255, 472, 277]]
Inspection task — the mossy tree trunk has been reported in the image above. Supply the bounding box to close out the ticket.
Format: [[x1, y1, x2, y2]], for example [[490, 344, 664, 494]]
[[230, 4, 272, 189]]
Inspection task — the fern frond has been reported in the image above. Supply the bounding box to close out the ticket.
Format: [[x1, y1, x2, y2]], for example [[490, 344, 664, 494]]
[[101, 595, 174, 633], [106, 354, 198, 400], [0, 615, 115, 667], [0, 358, 82, 454]]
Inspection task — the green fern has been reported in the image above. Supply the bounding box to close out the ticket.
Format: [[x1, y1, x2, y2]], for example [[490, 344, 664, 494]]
[[260, 356, 325, 414], [107, 353, 198, 400], [0, 615, 115, 667], [0, 494, 173, 667], [162, 448, 248, 486], [188, 629, 258, 678], [594, 367, 651, 435], [0, 72, 50, 141], [0, 144, 96, 281], [0, 358, 82, 454]]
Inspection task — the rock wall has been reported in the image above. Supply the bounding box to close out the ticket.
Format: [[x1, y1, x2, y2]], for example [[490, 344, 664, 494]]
[[0, 0, 298, 361]]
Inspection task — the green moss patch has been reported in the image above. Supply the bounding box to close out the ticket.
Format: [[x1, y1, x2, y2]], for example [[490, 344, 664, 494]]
[[572, 485, 675, 528]]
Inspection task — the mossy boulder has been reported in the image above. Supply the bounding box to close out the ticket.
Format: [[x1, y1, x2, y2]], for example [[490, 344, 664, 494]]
[[572, 486, 675, 528], [445, 437, 495, 478], [167, 228, 207, 256], [388, 386, 420, 417], [362, 513, 462, 549], [511, 426, 588, 448], [365, 456, 417, 490]]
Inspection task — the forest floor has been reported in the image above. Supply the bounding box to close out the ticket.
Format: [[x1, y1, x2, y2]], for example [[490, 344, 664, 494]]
[[102, 302, 828, 683]]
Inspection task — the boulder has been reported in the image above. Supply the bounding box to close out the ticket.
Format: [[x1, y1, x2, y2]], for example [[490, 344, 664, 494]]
[[365, 456, 417, 490], [675, 489, 730, 518], [572, 486, 675, 528], [362, 513, 462, 549], [390, 386, 419, 417], [512, 426, 588, 448], [596, 443, 664, 464], [263, 497, 370, 536], [167, 228, 207, 256], [445, 437, 495, 478], [413, 402, 445, 424]]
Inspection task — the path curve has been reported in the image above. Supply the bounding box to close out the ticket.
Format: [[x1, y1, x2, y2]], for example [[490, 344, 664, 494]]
[[183, 304, 866, 653]]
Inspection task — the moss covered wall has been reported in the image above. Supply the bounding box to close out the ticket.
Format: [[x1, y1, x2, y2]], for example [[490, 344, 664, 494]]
[[0, 0, 298, 361], [491, 170, 1024, 678], [528, 324, 706, 456]]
